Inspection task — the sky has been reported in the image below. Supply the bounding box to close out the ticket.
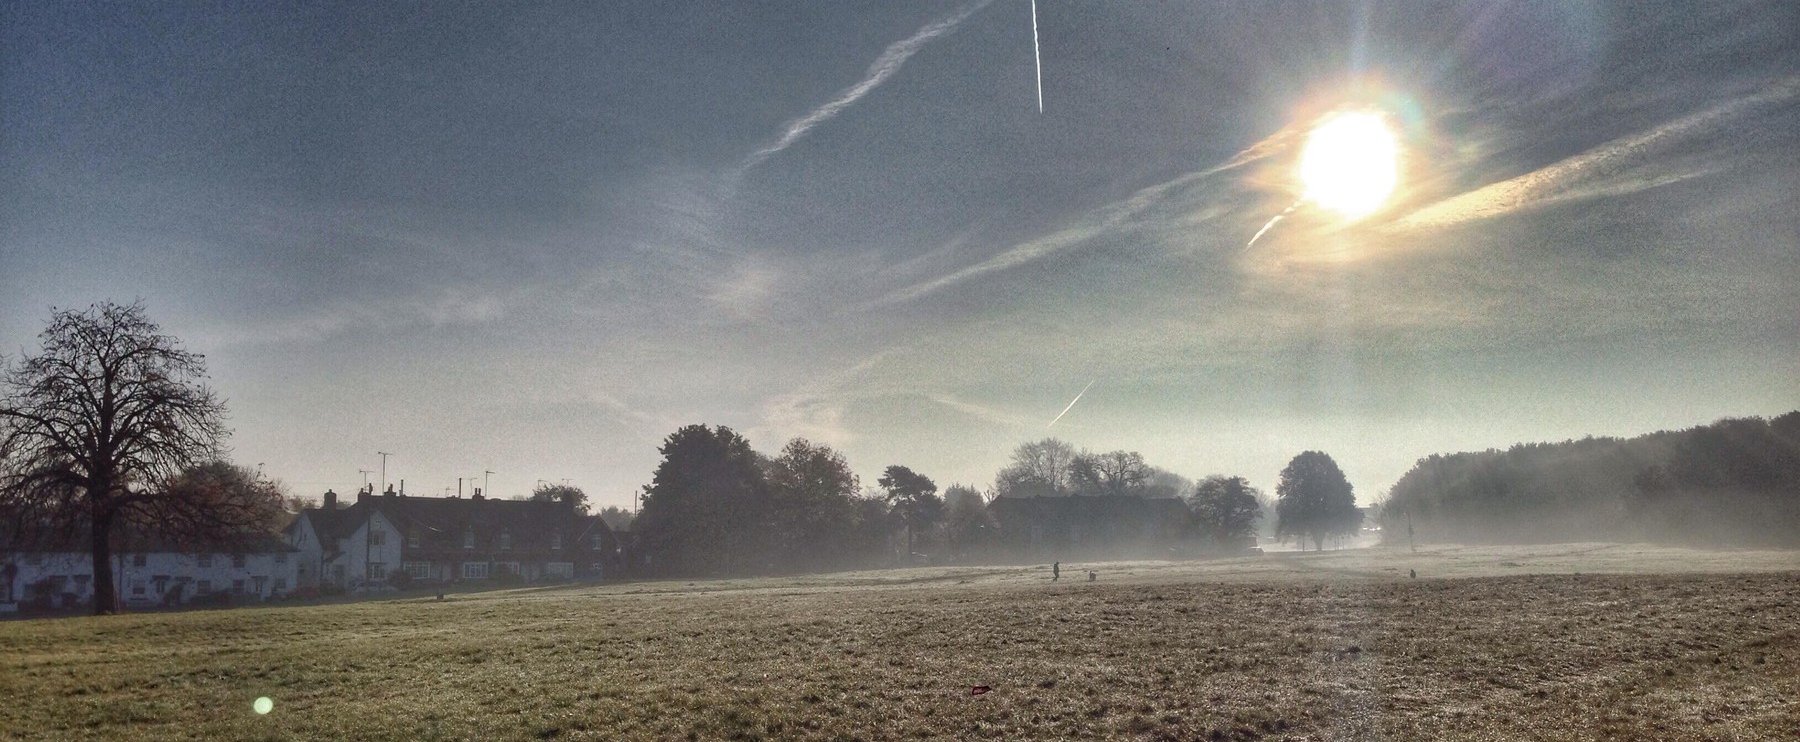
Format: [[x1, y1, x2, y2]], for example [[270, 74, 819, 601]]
[[3, 0, 1796, 509]]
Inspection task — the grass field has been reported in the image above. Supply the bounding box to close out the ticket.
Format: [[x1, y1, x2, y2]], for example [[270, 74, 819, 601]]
[[4, 543, 1798, 740]]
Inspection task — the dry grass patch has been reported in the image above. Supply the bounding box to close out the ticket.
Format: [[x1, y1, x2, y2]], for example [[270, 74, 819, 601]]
[[3, 545, 1798, 740]]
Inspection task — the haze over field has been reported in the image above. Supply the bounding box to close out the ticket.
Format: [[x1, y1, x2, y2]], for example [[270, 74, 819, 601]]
[[5, 545, 1799, 740], [3, 1, 1795, 505]]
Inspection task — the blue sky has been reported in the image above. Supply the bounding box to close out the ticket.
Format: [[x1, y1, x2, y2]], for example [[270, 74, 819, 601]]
[[3, 0, 1796, 507]]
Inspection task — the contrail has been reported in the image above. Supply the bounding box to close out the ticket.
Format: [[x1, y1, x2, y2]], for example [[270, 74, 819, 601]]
[[1393, 74, 1800, 231], [1245, 200, 1301, 250], [1030, 0, 1043, 112], [1046, 378, 1096, 429], [741, 0, 994, 171]]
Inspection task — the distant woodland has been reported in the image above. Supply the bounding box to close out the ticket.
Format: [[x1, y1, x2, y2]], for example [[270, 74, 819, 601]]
[[1380, 412, 1800, 546]]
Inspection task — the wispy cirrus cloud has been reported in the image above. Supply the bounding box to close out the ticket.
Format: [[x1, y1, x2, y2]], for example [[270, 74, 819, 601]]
[[738, 0, 995, 173], [192, 286, 524, 348], [866, 128, 1298, 307], [1393, 76, 1800, 230]]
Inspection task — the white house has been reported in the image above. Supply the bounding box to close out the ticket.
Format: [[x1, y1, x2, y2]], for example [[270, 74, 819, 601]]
[[0, 534, 299, 614], [287, 485, 616, 590]]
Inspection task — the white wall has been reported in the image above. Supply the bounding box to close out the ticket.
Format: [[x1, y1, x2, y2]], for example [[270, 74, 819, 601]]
[[0, 548, 300, 612], [288, 516, 325, 589], [332, 511, 402, 587]]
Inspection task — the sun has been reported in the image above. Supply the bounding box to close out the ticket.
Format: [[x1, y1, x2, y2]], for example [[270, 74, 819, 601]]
[[1298, 110, 1399, 220]]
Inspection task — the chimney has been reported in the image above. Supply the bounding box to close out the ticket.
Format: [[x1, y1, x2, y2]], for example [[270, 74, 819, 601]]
[[472, 487, 484, 501], [356, 486, 368, 504], [323, 489, 337, 510]]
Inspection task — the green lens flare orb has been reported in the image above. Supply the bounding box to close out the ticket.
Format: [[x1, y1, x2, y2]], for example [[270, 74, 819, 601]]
[[253, 697, 274, 715]]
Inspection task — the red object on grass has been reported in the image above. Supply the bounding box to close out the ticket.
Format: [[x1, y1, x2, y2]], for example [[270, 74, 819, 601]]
[[970, 685, 992, 695]]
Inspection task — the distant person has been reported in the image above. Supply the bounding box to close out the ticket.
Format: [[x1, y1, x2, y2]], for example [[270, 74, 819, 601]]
[[1087, 571, 1096, 582], [1409, 569, 1417, 579], [1052, 562, 1060, 582]]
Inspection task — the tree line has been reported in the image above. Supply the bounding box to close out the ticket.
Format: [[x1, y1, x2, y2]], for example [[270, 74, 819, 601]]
[[3, 302, 1367, 611], [1379, 412, 1800, 546], [628, 425, 1364, 576]]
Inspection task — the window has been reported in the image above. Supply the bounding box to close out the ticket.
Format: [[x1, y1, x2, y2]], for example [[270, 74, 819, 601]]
[[232, 554, 246, 568], [408, 529, 421, 549], [460, 562, 489, 580], [275, 552, 288, 564], [272, 578, 287, 592], [253, 576, 267, 595], [498, 531, 512, 551], [591, 534, 604, 550], [463, 528, 475, 549], [368, 562, 386, 580], [404, 561, 433, 579], [370, 529, 386, 547], [131, 579, 146, 596], [197, 554, 213, 568], [550, 532, 562, 550], [132, 554, 147, 567]]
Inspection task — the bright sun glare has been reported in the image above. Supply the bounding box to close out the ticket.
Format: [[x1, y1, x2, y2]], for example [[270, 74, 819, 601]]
[[1298, 110, 1399, 219]]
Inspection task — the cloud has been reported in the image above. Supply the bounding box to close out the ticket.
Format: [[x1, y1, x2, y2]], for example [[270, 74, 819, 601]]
[[739, 0, 995, 172], [754, 392, 855, 448], [193, 286, 525, 348], [1393, 76, 1800, 230], [926, 393, 1038, 430], [868, 129, 1293, 307]]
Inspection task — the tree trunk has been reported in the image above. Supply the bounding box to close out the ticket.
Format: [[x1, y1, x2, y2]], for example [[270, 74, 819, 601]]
[[90, 511, 117, 615], [1313, 534, 1324, 552]]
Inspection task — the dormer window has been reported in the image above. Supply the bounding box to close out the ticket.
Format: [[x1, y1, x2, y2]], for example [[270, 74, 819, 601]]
[[550, 532, 562, 550], [498, 531, 512, 551], [463, 528, 475, 550]]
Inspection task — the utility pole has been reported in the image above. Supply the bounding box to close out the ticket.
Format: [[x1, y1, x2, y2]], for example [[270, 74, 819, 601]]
[[359, 469, 373, 492], [377, 452, 392, 493], [484, 470, 495, 498]]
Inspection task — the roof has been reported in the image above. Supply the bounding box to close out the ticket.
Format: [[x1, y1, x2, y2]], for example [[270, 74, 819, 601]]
[[1, 520, 298, 554], [295, 491, 613, 553]]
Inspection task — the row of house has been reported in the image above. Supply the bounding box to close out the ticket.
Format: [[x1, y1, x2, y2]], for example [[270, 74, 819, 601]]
[[1, 485, 620, 614], [0, 532, 300, 613], [5, 486, 1242, 613], [285, 485, 620, 589]]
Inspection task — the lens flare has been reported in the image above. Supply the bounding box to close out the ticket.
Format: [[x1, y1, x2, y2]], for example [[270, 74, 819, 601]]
[[1298, 110, 1399, 219]]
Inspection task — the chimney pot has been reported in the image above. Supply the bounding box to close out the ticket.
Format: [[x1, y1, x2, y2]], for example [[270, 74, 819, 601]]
[[323, 490, 337, 510]]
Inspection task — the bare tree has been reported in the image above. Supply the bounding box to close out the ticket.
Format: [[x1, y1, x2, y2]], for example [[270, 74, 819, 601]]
[[1068, 450, 1151, 497], [0, 302, 246, 614], [995, 438, 1077, 497]]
